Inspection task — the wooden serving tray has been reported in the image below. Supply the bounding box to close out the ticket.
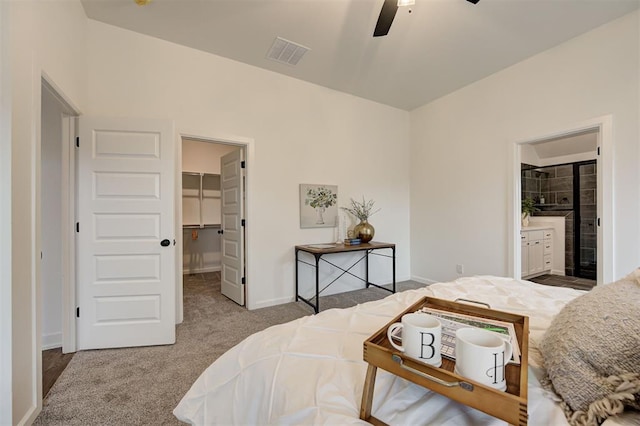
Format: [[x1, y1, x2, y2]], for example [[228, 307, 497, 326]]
[[360, 296, 529, 426]]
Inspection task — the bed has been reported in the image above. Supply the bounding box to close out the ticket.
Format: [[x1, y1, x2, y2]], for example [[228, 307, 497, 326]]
[[174, 275, 640, 425]]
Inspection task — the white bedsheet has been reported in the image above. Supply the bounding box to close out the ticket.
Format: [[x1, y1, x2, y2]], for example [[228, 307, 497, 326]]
[[174, 276, 585, 425]]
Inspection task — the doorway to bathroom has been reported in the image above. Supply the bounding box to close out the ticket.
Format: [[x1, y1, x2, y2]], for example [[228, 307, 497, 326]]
[[513, 116, 613, 288], [521, 159, 597, 280]]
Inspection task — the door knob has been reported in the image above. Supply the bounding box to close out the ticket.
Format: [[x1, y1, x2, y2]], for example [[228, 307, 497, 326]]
[[160, 239, 171, 247], [217, 229, 224, 235]]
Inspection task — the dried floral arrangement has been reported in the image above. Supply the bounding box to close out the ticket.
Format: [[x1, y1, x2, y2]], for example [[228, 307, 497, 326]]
[[341, 196, 380, 221]]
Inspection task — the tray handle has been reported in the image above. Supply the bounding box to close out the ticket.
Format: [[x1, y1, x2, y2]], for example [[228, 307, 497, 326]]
[[454, 298, 491, 309], [392, 355, 474, 392]]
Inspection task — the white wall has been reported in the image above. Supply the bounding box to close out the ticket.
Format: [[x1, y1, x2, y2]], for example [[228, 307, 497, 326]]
[[85, 20, 412, 309], [182, 139, 238, 174], [40, 86, 64, 350], [520, 143, 597, 167], [9, 0, 86, 423], [410, 11, 639, 284], [183, 227, 222, 274], [1, 1, 13, 423]]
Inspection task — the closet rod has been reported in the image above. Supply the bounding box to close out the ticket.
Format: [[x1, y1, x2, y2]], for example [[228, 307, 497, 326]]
[[182, 224, 222, 229], [182, 171, 220, 177]]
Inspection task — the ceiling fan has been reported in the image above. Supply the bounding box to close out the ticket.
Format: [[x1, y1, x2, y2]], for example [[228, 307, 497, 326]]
[[373, 0, 480, 37]]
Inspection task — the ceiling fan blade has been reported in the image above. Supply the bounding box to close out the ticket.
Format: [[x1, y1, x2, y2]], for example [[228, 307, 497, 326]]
[[373, 0, 398, 37], [466, 0, 480, 4]]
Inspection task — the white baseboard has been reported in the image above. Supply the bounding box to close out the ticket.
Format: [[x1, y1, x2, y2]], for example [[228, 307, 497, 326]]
[[42, 332, 62, 350], [18, 403, 39, 426], [182, 265, 221, 275], [410, 275, 438, 285], [248, 296, 294, 310], [551, 269, 565, 276]]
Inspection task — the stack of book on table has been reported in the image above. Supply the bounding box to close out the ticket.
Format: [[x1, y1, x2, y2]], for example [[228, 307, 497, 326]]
[[344, 238, 361, 246]]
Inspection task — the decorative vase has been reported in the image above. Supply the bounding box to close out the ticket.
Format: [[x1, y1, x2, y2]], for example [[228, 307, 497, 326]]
[[354, 220, 375, 243], [315, 207, 326, 224], [521, 212, 530, 227]]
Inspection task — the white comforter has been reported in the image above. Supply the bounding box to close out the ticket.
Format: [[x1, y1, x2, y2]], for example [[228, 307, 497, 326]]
[[174, 276, 583, 425]]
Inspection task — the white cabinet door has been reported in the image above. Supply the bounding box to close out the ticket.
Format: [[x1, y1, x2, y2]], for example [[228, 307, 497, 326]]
[[529, 239, 544, 275], [521, 241, 529, 277], [77, 117, 175, 350]]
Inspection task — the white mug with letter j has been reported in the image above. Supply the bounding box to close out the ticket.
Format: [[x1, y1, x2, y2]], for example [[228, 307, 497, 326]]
[[455, 327, 513, 391], [387, 313, 442, 367]]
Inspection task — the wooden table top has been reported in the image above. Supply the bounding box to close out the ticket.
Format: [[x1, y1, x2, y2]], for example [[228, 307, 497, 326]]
[[295, 241, 395, 254]]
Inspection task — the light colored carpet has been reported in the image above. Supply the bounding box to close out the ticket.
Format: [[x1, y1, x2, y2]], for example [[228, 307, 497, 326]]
[[34, 273, 425, 425]]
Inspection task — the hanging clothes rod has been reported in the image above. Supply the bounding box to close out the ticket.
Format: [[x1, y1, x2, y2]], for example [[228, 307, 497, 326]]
[[182, 224, 222, 229], [182, 171, 220, 177]]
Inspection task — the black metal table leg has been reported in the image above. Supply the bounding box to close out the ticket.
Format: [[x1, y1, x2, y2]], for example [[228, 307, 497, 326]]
[[314, 253, 321, 314], [392, 246, 396, 293], [295, 248, 299, 301], [365, 249, 369, 288]]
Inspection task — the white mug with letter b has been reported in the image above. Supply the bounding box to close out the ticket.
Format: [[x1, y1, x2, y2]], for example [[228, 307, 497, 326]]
[[455, 327, 513, 391], [387, 313, 442, 367]]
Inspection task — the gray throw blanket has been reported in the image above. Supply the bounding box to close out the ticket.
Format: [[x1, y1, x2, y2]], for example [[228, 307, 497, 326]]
[[539, 269, 640, 426]]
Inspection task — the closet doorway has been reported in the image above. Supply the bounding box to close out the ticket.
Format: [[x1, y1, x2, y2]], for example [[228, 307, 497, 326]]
[[181, 138, 246, 306]]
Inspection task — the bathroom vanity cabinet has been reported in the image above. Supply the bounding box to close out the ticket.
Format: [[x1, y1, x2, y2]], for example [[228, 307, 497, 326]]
[[521, 228, 553, 278]]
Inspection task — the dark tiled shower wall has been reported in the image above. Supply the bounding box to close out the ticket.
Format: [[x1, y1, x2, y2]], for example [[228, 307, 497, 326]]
[[522, 162, 597, 277], [522, 164, 573, 206]]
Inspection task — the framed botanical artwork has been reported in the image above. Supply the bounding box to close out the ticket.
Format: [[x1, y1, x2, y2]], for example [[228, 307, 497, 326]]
[[300, 184, 338, 228]]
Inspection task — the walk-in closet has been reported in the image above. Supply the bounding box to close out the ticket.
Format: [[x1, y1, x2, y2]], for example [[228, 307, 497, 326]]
[[181, 139, 240, 275]]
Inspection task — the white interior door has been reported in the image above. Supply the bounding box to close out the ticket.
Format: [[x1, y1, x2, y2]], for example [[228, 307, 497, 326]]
[[77, 117, 175, 350], [220, 149, 245, 305]]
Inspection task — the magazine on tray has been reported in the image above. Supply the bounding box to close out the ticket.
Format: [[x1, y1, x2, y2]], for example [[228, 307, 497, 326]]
[[389, 307, 521, 365]]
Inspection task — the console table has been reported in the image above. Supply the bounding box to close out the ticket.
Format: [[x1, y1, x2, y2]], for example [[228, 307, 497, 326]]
[[295, 241, 396, 313]]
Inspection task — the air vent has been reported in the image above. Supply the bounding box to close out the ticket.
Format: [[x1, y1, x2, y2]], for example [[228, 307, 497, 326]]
[[266, 37, 310, 66]]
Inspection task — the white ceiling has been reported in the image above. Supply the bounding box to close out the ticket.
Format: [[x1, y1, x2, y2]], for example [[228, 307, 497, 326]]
[[80, 0, 639, 111], [531, 130, 598, 159]]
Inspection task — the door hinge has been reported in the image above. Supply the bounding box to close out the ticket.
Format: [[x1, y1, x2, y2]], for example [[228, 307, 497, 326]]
[[597, 146, 600, 155], [76, 136, 79, 148], [76, 307, 80, 318], [76, 222, 79, 233], [241, 160, 246, 169], [241, 219, 245, 227], [241, 277, 246, 285], [597, 218, 601, 226]]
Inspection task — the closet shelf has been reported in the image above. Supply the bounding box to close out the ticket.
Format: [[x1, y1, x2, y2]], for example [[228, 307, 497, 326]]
[[182, 171, 221, 228], [183, 224, 221, 229]]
